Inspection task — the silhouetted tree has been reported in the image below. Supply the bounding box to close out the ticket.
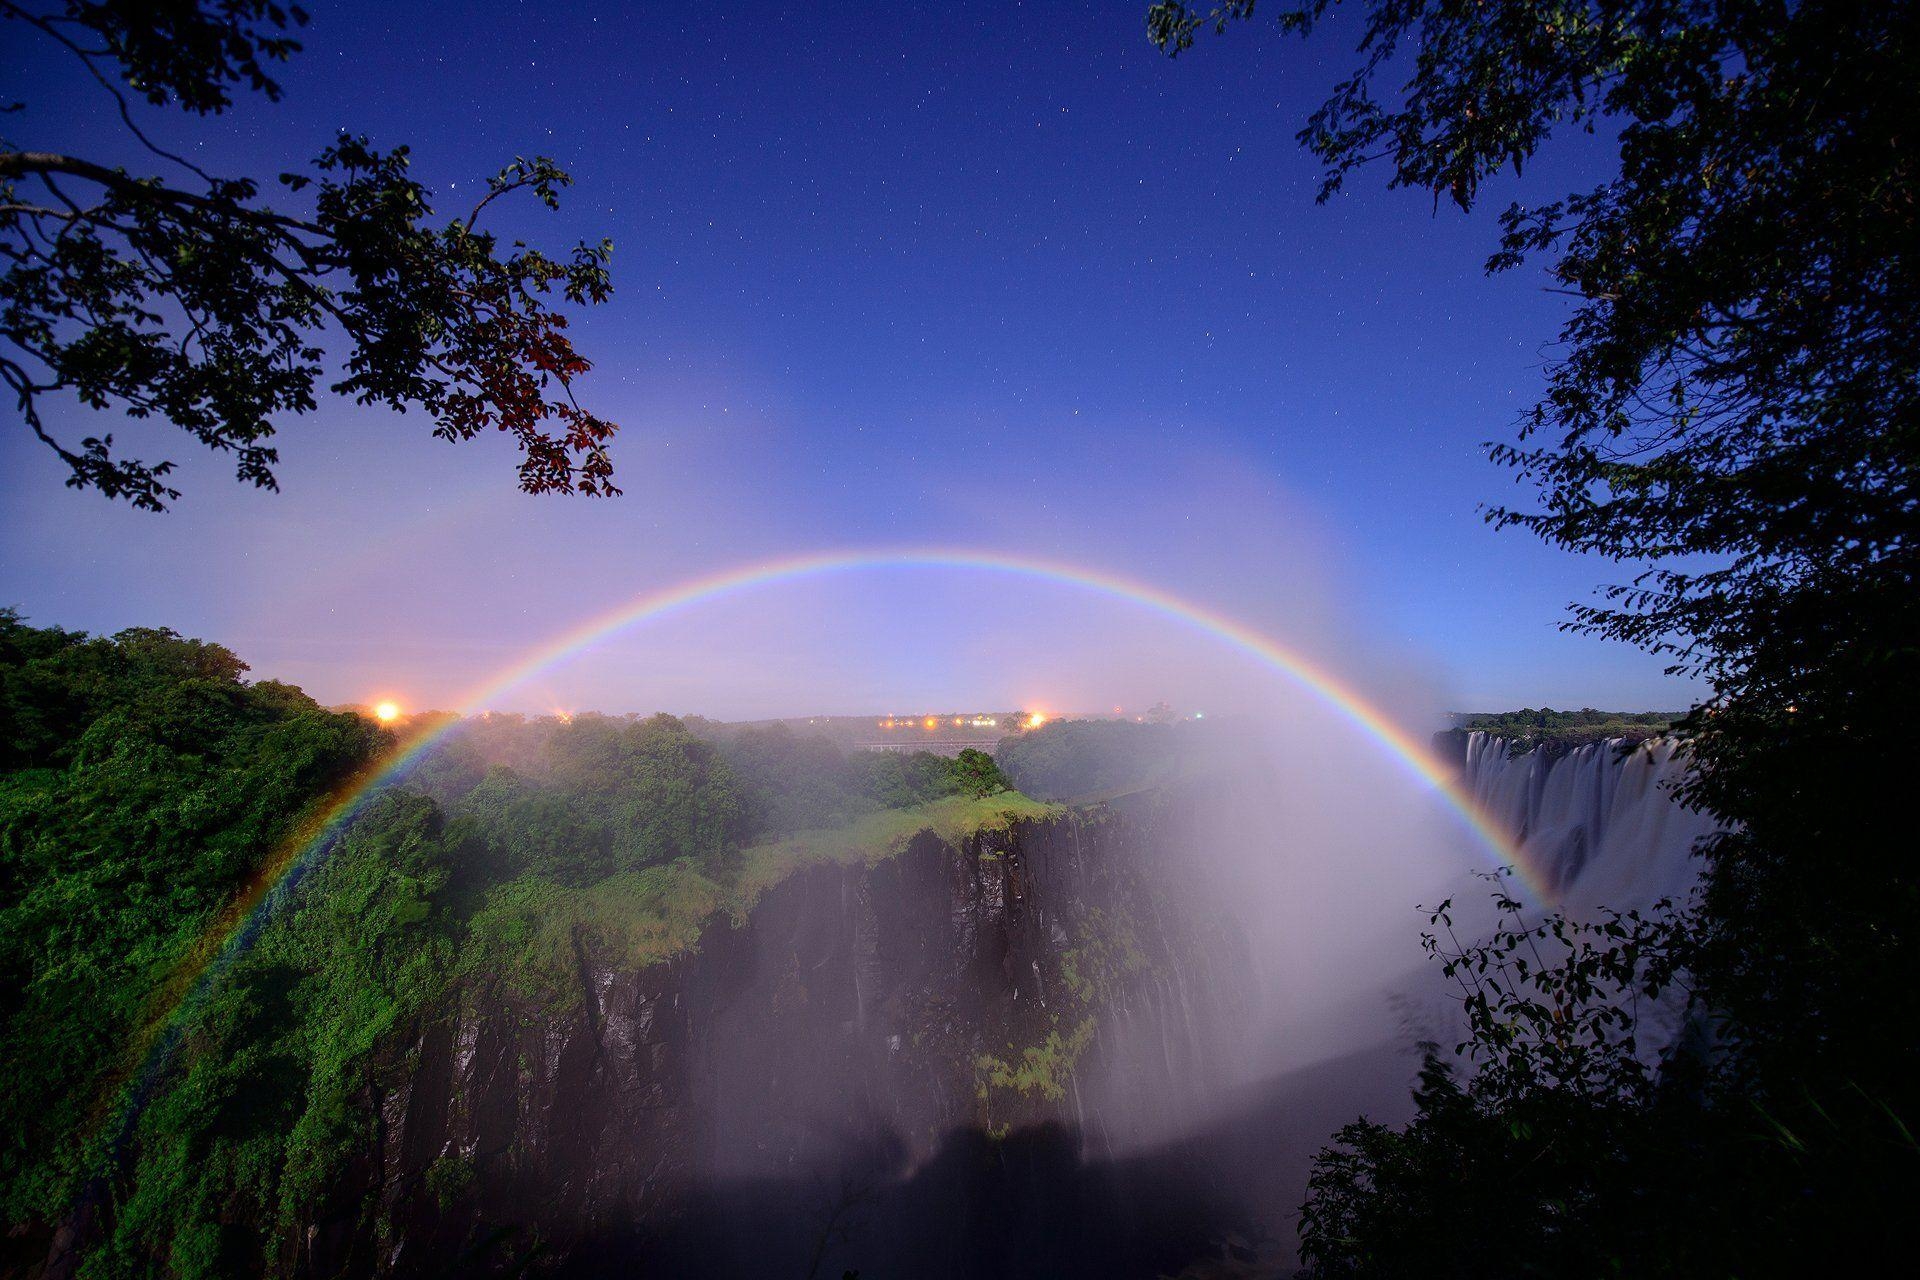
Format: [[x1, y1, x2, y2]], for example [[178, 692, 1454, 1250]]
[[1153, 0, 1920, 1271], [1, 0, 620, 508]]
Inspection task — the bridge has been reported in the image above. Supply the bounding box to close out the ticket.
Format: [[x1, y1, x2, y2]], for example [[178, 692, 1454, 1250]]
[[851, 734, 1006, 757]]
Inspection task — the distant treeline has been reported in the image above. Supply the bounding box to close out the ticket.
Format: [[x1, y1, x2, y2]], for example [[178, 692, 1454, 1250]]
[[996, 718, 1215, 802], [408, 711, 1011, 867], [1442, 707, 1683, 754]]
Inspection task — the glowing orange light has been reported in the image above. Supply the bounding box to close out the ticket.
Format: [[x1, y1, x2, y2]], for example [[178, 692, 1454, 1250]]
[[924, 716, 938, 730], [553, 708, 574, 724], [1026, 711, 1048, 729], [373, 701, 401, 724]]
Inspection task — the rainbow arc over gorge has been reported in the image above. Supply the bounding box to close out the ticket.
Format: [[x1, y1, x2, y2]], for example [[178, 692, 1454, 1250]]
[[125, 548, 1541, 1105]]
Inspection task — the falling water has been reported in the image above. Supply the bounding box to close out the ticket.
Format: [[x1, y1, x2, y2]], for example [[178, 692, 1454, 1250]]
[[1460, 732, 1722, 911]]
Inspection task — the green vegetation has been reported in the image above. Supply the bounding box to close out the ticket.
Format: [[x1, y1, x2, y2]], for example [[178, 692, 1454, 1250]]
[[0, 616, 470, 1271], [973, 905, 1145, 1133], [460, 789, 1060, 1012], [1444, 708, 1681, 754], [1058, 907, 1150, 1007], [1158, 1, 1920, 1273], [974, 1016, 1097, 1131], [105, 791, 466, 1276], [994, 718, 1203, 801], [950, 747, 1011, 799], [0, 611, 387, 1231], [459, 861, 725, 1009], [0, 612, 1044, 1276], [735, 791, 1061, 913]]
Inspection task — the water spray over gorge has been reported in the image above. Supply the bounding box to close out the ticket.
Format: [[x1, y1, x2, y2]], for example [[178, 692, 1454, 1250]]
[[6, 0, 1906, 1270], [261, 713, 1715, 1278], [0, 546, 1725, 1278]]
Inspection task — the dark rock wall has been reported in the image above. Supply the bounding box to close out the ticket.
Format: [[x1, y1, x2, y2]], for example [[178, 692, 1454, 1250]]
[[326, 803, 1254, 1277]]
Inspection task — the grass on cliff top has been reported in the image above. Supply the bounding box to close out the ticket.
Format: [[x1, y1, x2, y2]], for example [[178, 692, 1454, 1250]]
[[734, 790, 1063, 912], [464, 791, 1062, 1005], [461, 862, 728, 1005]]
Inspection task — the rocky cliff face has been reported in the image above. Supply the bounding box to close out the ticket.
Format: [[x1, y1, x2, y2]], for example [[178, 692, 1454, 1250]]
[[311, 801, 1255, 1278]]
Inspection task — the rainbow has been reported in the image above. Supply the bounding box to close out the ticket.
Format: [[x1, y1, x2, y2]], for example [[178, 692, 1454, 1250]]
[[458, 549, 1525, 870], [119, 548, 1534, 1118]]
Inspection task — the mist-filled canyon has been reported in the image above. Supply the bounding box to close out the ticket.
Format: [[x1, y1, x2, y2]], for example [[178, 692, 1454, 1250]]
[[0, 621, 1714, 1278], [6, 0, 1911, 1273]]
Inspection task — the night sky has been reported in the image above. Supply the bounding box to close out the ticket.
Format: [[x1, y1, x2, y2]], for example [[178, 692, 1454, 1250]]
[[0, 0, 1696, 719]]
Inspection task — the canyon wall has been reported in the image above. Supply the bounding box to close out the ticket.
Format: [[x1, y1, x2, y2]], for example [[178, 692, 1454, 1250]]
[[309, 801, 1257, 1278], [282, 737, 1718, 1277]]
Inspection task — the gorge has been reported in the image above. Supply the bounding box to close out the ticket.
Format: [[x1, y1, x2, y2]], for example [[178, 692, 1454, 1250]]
[[0, 620, 1715, 1279], [318, 802, 1256, 1278], [294, 730, 1715, 1278]]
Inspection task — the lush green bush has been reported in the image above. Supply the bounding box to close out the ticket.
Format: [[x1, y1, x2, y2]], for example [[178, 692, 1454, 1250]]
[[950, 748, 1009, 798]]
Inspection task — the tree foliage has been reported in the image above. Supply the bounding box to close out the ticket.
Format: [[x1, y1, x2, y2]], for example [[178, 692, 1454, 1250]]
[[995, 718, 1199, 801], [411, 714, 989, 852], [1300, 878, 1713, 1276], [950, 747, 1010, 799], [103, 789, 465, 1278], [0, 616, 1034, 1273], [1, 0, 620, 508], [1152, 0, 1920, 1270], [689, 720, 983, 832], [0, 610, 386, 1226], [1441, 706, 1679, 754]]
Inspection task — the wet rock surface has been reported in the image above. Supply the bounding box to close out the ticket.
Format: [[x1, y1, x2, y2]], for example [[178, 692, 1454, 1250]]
[[331, 802, 1258, 1277]]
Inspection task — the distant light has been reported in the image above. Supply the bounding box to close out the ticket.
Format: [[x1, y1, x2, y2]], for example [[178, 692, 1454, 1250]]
[[553, 708, 574, 724], [373, 701, 401, 724], [1194, 712, 1205, 720], [1026, 711, 1048, 729], [924, 715, 938, 730]]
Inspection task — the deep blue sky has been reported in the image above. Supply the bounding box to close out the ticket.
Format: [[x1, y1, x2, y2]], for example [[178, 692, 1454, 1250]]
[[0, 0, 1698, 718]]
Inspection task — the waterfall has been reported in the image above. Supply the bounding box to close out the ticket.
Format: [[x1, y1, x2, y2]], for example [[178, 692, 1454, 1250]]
[[1461, 732, 1721, 910]]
